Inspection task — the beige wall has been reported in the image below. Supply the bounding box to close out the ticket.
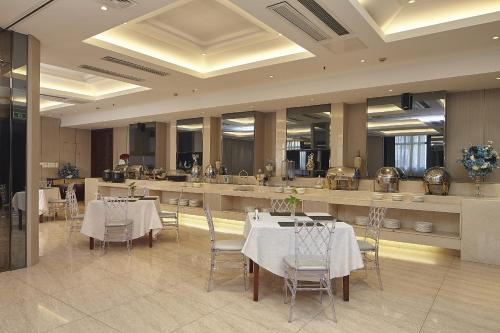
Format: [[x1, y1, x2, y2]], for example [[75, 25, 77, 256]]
[[112, 126, 128, 166], [446, 89, 500, 182], [345, 103, 367, 175], [40, 117, 91, 179]]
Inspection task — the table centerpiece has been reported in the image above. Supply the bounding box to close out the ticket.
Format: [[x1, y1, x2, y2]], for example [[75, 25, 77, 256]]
[[459, 141, 499, 197]]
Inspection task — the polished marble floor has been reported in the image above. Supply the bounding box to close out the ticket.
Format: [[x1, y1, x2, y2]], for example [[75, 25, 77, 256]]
[[1, 217, 500, 333]]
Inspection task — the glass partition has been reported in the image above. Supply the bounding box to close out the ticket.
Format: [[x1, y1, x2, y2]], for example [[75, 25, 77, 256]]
[[176, 118, 203, 172], [286, 104, 331, 177], [366, 92, 446, 178], [221, 112, 255, 175], [0, 30, 28, 271]]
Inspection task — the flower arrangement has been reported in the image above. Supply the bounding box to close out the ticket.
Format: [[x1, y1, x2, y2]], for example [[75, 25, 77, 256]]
[[57, 163, 80, 179], [460, 141, 499, 179]]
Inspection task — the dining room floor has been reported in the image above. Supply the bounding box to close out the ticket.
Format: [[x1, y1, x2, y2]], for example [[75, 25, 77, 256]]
[[1, 217, 500, 333]]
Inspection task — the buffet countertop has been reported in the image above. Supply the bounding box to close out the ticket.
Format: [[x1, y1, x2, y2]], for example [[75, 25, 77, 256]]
[[90, 178, 476, 213]]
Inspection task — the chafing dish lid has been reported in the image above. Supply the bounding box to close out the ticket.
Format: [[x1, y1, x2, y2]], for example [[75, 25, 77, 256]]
[[376, 167, 400, 181], [424, 167, 449, 184], [327, 166, 358, 178]]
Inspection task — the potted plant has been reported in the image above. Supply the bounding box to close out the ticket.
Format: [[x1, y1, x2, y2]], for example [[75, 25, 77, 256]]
[[128, 181, 137, 198], [459, 141, 499, 197], [57, 163, 80, 179], [285, 192, 302, 218]]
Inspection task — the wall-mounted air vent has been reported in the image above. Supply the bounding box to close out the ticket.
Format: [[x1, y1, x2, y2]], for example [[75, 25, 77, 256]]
[[267, 2, 329, 41], [102, 56, 169, 76], [297, 0, 349, 36], [78, 65, 145, 82], [96, 0, 137, 9]]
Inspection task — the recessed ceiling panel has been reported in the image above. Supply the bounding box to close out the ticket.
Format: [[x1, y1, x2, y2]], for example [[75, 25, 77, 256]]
[[84, 0, 314, 78]]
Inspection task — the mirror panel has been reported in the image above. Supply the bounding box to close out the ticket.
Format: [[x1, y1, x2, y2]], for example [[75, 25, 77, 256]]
[[129, 122, 156, 168], [176, 118, 203, 172], [286, 104, 331, 177], [221, 112, 255, 175], [366, 92, 446, 178]]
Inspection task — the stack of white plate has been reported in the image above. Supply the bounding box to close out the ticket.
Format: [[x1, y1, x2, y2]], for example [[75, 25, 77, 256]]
[[168, 198, 179, 205], [414, 221, 433, 233], [274, 187, 284, 193], [179, 199, 189, 206], [392, 194, 404, 201], [372, 193, 384, 200], [189, 199, 200, 207], [354, 216, 368, 226], [412, 195, 425, 202], [383, 218, 401, 229]]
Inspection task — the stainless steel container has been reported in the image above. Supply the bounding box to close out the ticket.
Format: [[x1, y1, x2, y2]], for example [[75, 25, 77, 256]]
[[375, 167, 400, 193], [126, 165, 144, 180], [205, 164, 217, 183], [423, 167, 450, 195], [326, 166, 360, 190]]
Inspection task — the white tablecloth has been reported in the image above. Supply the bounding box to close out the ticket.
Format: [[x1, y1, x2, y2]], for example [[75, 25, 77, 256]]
[[81, 199, 163, 241], [242, 212, 364, 278], [11, 188, 61, 215]]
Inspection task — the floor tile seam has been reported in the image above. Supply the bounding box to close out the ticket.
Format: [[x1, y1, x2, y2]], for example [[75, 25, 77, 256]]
[[169, 305, 220, 333], [417, 256, 455, 333], [59, 315, 121, 332]]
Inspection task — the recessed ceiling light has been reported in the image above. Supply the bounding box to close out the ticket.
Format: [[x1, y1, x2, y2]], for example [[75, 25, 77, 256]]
[[100, 5, 108, 11], [360, 59, 366, 63], [408, 0, 415, 3], [269, 75, 274, 79], [201, 53, 207, 56], [496, 77, 500, 80], [493, 36, 499, 40], [278, 33, 283, 36], [388, 89, 393, 92]]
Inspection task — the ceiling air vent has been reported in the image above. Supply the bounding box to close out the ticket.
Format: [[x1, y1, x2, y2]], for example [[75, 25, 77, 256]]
[[40, 94, 88, 104], [78, 65, 145, 82], [96, 0, 137, 9], [297, 0, 349, 36], [102, 56, 169, 76], [267, 2, 329, 41]]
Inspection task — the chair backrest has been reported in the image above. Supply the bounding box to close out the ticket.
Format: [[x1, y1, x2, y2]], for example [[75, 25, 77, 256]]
[[365, 206, 387, 243], [103, 197, 129, 226], [271, 199, 293, 213], [66, 183, 75, 193], [66, 189, 79, 218], [203, 205, 216, 245], [294, 219, 336, 270]]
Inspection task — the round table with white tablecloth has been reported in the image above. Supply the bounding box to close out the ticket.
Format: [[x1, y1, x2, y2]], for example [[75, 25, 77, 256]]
[[80, 198, 163, 248], [242, 212, 363, 302], [11, 187, 61, 215]]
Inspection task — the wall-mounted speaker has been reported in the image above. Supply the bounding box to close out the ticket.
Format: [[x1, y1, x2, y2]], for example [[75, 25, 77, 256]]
[[401, 93, 413, 110]]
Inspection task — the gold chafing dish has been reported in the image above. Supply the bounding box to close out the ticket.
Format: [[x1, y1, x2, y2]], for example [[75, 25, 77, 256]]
[[326, 167, 360, 191]]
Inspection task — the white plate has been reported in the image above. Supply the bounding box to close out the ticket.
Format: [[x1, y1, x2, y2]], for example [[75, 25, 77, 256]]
[[412, 196, 425, 202]]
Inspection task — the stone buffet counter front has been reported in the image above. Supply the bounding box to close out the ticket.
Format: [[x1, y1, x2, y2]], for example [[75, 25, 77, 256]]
[[85, 178, 500, 266]]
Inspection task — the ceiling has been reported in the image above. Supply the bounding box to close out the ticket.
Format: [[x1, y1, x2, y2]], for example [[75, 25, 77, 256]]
[[1, 0, 499, 128]]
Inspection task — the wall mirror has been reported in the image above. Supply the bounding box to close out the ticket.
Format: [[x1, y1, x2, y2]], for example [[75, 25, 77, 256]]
[[366, 91, 446, 178], [286, 104, 331, 177], [221, 111, 255, 175], [129, 122, 156, 168], [176, 118, 203, 172]]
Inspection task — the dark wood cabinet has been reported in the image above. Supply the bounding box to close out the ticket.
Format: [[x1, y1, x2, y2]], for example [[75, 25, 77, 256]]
[[91, 128, 113, 177]]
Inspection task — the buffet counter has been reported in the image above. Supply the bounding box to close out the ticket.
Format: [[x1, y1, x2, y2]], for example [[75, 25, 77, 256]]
[[85, 178, 500, 265]]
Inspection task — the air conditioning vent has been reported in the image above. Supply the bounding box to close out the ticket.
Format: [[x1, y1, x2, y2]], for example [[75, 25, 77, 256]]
[[297, 0, 349, 36], [96, 0, 137, 9], [102, 56, 169, 76], [267, 2, 329, 41], [40, 94, 88, 104], [78, 65, 145, 82]]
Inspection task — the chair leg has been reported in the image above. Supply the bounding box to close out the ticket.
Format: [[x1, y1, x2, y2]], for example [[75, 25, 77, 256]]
[[375, 251, 383, 290], [242, 255, 248, 291], [288, 279, 297, 323], [207, 251, 215, 292], [283, 277, 288, 304], [325, 278, 337, 323]]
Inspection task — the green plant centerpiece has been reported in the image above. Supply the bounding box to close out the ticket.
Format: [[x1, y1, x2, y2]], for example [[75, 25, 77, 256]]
[[285, 191, 302, 218], [128, 181, 137, 198]]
